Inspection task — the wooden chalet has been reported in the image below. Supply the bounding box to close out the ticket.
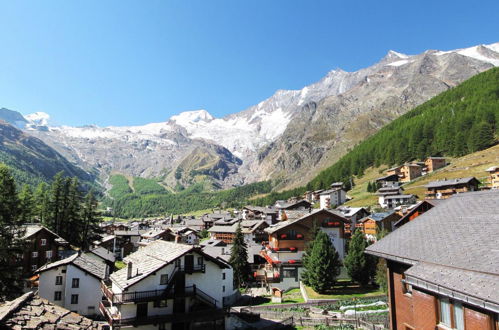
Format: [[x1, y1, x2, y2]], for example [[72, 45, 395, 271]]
[[425, 177, 480, 200]]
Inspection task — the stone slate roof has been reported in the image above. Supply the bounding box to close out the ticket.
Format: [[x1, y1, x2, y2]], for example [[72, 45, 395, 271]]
[[0, 291, 101, 329], [359, 211, 396, 223], [36, 253, 107, 280], [384, 194, 415, 200], [21, 224, 66, 244], [366, 190, 499, 312], [89, 247, 116, 263], [114, 230, 141, 236], [486, 166, 499, 172], [425, 177, 479, 188], [110, 240, 230, 290], [208, 224, 238, 234], [243, 205, 278, 213]]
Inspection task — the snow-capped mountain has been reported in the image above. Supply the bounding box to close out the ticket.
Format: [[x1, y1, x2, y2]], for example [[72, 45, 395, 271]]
[[20, 42, 499, 189]]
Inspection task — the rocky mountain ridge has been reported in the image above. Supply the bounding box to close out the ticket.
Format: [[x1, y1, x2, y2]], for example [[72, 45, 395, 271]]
[[13, 42, 499, 189]]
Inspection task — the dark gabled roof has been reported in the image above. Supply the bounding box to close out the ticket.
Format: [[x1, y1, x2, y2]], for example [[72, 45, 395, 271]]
[[393, 200, 435, 228], [366, 190, 499, 312], [265, 208, 347, 234], [36, 253, 107, 280], [275, 199, 312, 210], [425, 177, 479, 189], [376, 174, 399, 182], [243, 205, 278, 214]]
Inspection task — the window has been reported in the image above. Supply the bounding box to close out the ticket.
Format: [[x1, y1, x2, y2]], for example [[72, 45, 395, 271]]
[[55, 276, 63, 285], [160, 274, 168, 285], [439, 298, 451, 327], [31, 264, 37, 271], [41, 239, 47, 246], [154, 300, 167, 308], [32, 251, 38, 258], [222, 285, 225, 292], [54, 291, 62, 301], [282, 268, 298, 279], [197, 257, 203, 265], [46, 251, 53, 259], [72, 278, 80, 288], [159, 323, 166, 330], [71, 294, 79, 304], [401, 275, 412, 295], [61, 269, 66, 273], [454, 302, 464, 330], [222, 273, 226, 280], [87, 306, 95, 314]]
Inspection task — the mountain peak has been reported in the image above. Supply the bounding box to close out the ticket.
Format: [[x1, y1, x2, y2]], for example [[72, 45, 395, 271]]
[[25, 112, 51, 127], [169, 109, 214, 126], [384, 50, 410, 61]]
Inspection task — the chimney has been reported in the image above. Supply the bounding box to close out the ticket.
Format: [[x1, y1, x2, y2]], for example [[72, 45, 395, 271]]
[[127, 262, 133, 280]]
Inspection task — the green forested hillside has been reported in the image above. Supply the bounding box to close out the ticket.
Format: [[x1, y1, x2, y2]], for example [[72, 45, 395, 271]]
[[105, 176, 272, 218], [253, 67, 499, 205], [0, 121, 97, 189]]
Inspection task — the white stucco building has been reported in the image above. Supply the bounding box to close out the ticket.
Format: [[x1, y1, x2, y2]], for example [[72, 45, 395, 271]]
[[319, 188, 347, 209], [36, 253, 107, 317], [99, 240, 237, 330]]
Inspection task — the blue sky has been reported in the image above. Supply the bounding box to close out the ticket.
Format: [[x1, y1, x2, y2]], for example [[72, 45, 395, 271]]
[[0, 0, 498, 126]]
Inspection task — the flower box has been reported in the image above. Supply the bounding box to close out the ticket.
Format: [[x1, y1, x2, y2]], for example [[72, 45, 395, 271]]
[[296, 234, 303, 239], [280, 234, 287, 239]]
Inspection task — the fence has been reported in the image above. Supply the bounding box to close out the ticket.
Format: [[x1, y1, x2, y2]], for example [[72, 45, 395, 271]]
[[275, 316, 388, 329]]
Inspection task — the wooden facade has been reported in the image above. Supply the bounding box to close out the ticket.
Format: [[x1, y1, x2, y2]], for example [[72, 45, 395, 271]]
[[424, 157, 446, 173], [22, 226, 66, 276]]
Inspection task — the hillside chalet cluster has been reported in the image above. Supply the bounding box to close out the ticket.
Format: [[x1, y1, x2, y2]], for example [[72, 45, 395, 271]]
[[1, 159, 498, 329]]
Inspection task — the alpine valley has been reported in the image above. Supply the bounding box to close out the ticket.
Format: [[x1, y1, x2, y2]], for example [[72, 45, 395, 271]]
[[2, 42, 499, 192]]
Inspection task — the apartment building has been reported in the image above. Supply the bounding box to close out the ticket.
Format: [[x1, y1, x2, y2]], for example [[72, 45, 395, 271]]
[[366, 190, 499, 330], [37, 253, 107, 317], [99, 240, 236, 329]]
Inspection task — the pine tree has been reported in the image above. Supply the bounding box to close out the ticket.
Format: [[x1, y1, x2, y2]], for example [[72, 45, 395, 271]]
[[0, 164, 25, 300], [367, 181, 372, 193], [374, 229, 388, 292], [468, 121, 494, 153], [344, 229, 376, 286], [228, 223, 250, 288], [34, 182, 49, 223], [302, 231, 341, 293], [80, 189, 101, 250], [45, 172, 65, 235], [301, 223, 320, 286], [63, 178, 82, 246], [18, 184, 35, 223]]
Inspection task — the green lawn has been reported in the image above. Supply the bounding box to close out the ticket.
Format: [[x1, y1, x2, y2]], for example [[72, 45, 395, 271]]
[[115, 260, 126, 270], [304, 284, 384, 300], [254, 288, 305, 305]]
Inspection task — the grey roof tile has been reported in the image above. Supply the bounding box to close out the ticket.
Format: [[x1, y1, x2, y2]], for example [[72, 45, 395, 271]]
[[367, 190, 499, 306]]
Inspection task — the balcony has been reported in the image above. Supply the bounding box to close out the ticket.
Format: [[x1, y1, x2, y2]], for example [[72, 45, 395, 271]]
[[277, 233, 304, 240], [119, 308, 226, 326], [101, 281, 199, 304], [100, 289, 223, 327]]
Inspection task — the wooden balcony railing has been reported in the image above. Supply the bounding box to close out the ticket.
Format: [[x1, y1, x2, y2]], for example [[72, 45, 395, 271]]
[[101, 282, 198, 304], [119, 308, 226, 326]]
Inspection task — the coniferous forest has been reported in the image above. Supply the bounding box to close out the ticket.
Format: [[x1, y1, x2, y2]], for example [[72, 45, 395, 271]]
[[254, 67, 499, 205]]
